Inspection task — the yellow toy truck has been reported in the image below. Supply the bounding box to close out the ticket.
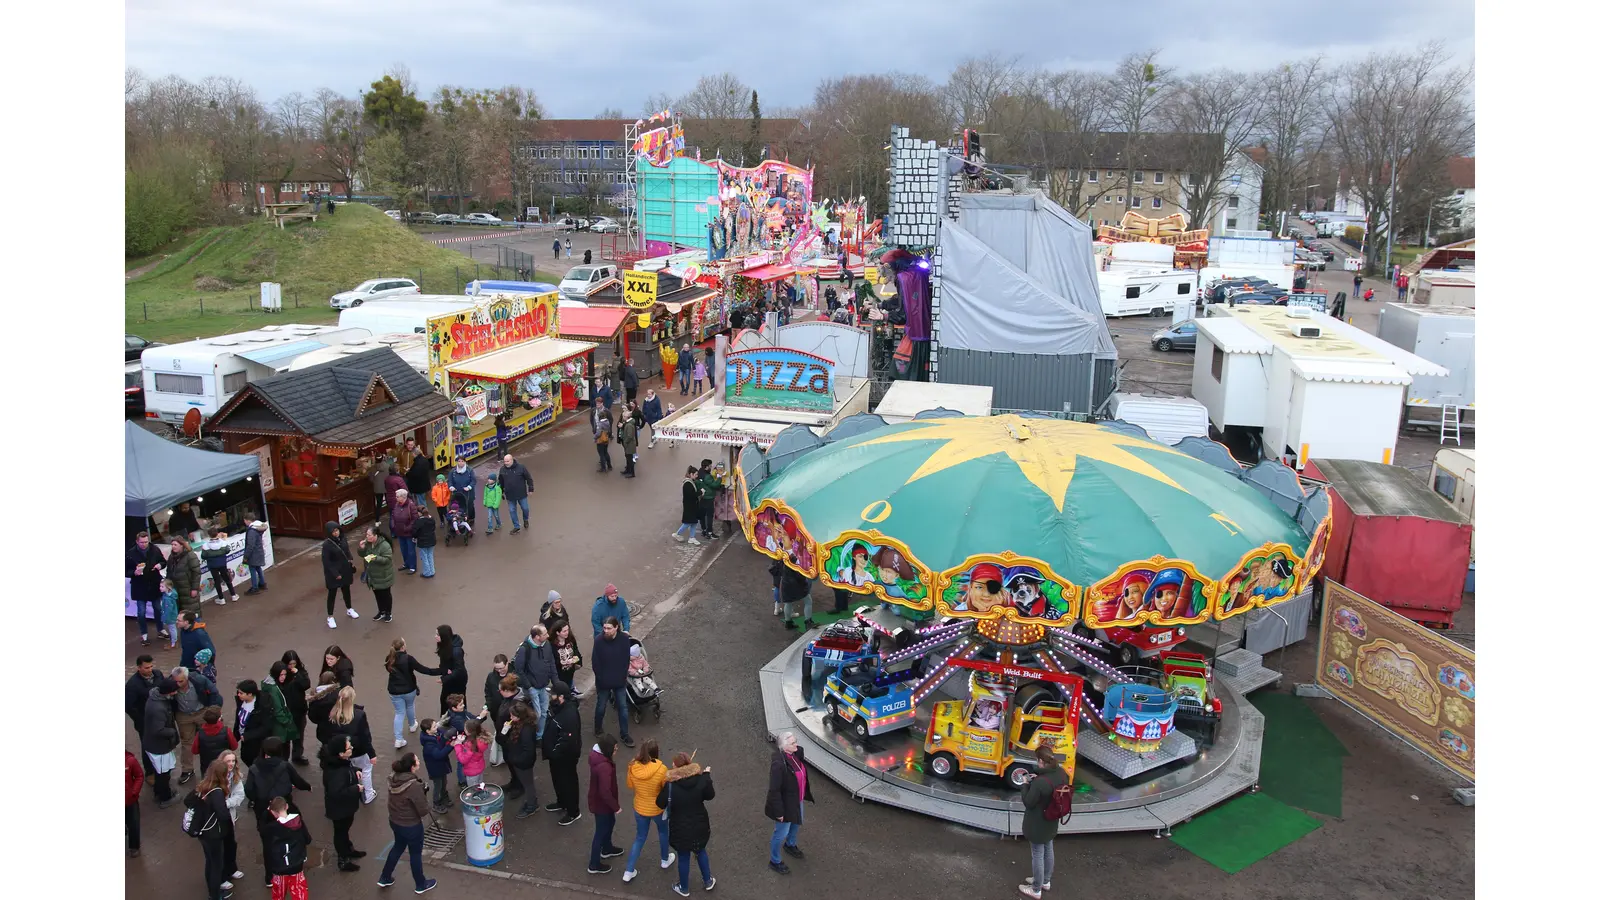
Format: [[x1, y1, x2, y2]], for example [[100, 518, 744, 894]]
[[922, 659, 1082, 790]]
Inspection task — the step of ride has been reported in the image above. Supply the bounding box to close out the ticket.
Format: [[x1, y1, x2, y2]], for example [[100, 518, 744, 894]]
[[1214, 649, 1263, 677]]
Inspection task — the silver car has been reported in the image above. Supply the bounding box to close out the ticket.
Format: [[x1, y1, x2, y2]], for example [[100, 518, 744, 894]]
[[330, 277, 421, 309], [1151, 319, 1198, 352]]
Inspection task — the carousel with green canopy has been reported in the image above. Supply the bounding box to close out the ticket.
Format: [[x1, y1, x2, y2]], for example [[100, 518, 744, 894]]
[[736, 414, 1331, 689]]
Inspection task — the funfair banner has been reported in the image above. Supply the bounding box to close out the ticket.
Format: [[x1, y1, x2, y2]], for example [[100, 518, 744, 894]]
[[724, 347, 834, 413], [1315, 581, 1475, 782], [426, 293, 559, 387]]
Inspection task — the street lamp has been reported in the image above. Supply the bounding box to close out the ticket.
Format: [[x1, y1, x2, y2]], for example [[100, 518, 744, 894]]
[[1383, 106, 1403, 279]]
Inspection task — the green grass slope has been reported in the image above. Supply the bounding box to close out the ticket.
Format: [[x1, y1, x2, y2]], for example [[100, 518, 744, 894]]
[[125, 204, 526, 342]]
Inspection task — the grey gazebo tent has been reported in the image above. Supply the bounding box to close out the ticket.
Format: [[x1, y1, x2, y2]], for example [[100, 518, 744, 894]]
[[125, 420, 261, 517]]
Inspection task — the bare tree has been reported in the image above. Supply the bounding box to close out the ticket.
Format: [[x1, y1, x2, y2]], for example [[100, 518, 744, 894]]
[[1160, 70, 1263, 231], [594, 107, 625, 119], [943, 52, 1022, 128], [808, 73, 951, 212], [1257, 58, 1329, 215], [641, 92, 676, 117], [1325, 43, 1473, 273], [993, 68, 1116, 218], [1106, 50, 1175, 207], [677, 73, 751, 120], [312, 88, 364, 199]]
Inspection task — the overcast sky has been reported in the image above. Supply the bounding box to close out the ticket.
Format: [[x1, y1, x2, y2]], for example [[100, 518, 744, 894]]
[[126, 0, 1473, 117]]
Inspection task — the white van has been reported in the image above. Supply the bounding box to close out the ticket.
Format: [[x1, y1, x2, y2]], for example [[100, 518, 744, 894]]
[[336, 296, 481, 335], [558, 265, 619, 301], [140, 324, 372, 428], [1097, 269, 1199, 318]]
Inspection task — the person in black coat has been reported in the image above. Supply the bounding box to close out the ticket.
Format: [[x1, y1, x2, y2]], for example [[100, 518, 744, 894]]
[[126, 532, 167, 643], [321, 523, 357, 624], [191, 771, 234, 900], [505, 702, 542, 817], [780, 564, 816, 631], [245, 737, 311, 888], [234, 680, 275, 767], [126, 655, 160, 739], [674, 467, 701, 544], [384, 638, 442, 748], [764, 733, 814, 874], [540, 681, 583, 823], [403, 440, 435, 506], [319, 735, 366, 872], [497, 454, 535, 535], [142, 680, 181, 806], [322, 646, 355, 689], [306, 673, 340, 745], [659, 752, 716, 891], [278, 651, 312, 765], [434, 625, 468, 716]]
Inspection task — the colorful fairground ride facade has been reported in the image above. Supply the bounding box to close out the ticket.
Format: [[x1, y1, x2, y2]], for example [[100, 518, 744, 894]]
[[740, 414, 1330, 831]]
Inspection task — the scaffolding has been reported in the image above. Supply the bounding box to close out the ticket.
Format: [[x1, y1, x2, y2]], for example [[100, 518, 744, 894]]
[[621, 120, 641, 257]]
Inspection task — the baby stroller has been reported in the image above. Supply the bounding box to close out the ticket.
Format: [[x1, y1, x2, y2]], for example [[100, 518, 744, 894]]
[[625, 637, 663, 724], [444, 492, 473, 546]]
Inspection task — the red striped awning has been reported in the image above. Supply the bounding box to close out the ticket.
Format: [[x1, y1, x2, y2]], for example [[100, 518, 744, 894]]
[[557, 306, 632, 339]]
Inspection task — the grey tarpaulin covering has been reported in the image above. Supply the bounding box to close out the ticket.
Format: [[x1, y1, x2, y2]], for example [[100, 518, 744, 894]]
[[125, 420, 260, 517], [938, 192, 1116, 357]]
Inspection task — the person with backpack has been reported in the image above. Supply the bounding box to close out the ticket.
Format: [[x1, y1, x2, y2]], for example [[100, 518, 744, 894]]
[[234, 680, 275, 767], [512, 625, 558, 737], [201, 527, 241, 605], [1018, 745, 1071, 898], [192, 708, 239, 775], [245, 737, 311, 888], [263, 796, 312, 900], [186, 761, 236, 900]]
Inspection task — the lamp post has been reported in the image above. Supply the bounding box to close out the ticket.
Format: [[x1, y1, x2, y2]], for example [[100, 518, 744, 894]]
[[1383, 107, 1403, 279]]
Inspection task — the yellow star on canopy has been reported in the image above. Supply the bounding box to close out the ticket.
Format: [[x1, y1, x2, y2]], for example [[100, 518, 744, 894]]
[[855, 416, 1193, 511]]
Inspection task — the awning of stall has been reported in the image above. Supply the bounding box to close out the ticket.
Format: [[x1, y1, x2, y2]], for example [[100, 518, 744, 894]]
[[657, 286, 719, 314], [445, 337, 596, 381], [738, 265, 796, 282], [558, 306, 632, 341], [126, 421, 261, 517]]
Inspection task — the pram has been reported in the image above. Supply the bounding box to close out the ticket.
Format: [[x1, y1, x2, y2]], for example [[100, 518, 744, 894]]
[[625, 637, 663, 723], [444, 493, 473, 546]]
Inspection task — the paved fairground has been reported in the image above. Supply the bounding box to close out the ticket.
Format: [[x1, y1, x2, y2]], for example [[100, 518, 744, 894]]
[[124, 372, 1473, 900]]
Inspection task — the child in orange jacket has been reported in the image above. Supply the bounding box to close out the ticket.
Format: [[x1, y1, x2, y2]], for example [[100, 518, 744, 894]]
[[430, 475, 452, 527]]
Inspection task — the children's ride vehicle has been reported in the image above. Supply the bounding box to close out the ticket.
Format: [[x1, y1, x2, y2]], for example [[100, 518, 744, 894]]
[[1074, 623, 1187, 667], [924, 662, 1082, 789], [1162, 651, 1223, 743], [823, 655, 917, 740]]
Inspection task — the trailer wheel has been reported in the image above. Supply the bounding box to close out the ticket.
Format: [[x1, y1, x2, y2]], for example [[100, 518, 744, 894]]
[[927, 752, 958, 779], [1150, 307, 1164, 317]]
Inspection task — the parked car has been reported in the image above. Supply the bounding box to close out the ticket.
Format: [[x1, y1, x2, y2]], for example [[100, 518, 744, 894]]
[[125, 334, 162, 363], [406, 211, 438, 224], [1151, 319, 1199, 352], [1296, 251, 1327, 271], [125, 361, 146, 417], [558, 216, 592, 231], [1314, 244, 1336, 261], [435, 213, 461, 225], [462, 212, 502, 225], [384, 209, 402, 220], [590, 217, 621, 233], [329, 277, 422, 309]]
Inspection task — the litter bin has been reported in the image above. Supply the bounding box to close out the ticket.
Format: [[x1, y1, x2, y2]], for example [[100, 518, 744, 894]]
[[461, 783, 504, 867]]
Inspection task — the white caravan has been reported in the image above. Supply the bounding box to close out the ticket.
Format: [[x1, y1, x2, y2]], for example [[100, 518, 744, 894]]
[[1097, 268, 1200, 318]]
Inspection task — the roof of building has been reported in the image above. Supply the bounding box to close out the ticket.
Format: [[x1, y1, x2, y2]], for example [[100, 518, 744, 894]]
[[1313, 458, 1468, 522], [1447, 156, 1475, 190], [1196, 317, 1273, 355], [523, 117, 805, 146], [1218, 306, 1448, 378], [208, 347, 454, 447], [557, 306, 632, 339]]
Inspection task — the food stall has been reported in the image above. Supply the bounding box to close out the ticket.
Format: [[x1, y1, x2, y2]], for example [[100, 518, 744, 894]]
[[583, 268, 724, 379], [206, 347, 456, 538], [557, 306, 634, 374], [428, 292, 595, 462], [125, 421, 272, 617]]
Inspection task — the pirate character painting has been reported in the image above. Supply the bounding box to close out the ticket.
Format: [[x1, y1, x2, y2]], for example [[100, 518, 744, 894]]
[[944, 561, 1071, 621], [834, 541, 875, 587], [1219, 554, 1295, 615]]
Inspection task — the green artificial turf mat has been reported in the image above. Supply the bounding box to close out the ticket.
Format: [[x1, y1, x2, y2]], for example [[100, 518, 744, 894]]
[[1251, 692, 1350, 757], [1258, 751, 1344, 818], [1169, 792, 1324, 873]]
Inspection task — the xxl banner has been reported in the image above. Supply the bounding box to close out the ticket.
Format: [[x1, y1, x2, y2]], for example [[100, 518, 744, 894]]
[[1315, 581, 1475, 782]]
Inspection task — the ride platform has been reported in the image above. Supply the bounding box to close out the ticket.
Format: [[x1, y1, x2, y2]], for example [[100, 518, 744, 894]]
[[761, 627, 1265, 837]]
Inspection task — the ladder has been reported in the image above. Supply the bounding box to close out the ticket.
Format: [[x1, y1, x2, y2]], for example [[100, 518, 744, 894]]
[[1439, 398, 1463, 445]]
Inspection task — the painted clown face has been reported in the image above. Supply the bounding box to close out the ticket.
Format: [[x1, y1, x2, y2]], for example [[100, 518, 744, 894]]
[[963, 565, 1007, 612]]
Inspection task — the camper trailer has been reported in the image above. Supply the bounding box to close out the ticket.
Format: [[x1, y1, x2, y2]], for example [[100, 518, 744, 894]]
[[1097, 268, 1199, 318], [1429, 448, 1476, 567], [336, 297, 480, 335], [140, 324, 373, 428]]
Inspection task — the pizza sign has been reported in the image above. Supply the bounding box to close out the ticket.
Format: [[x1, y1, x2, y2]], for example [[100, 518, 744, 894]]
[[724, 347, 834, 412]]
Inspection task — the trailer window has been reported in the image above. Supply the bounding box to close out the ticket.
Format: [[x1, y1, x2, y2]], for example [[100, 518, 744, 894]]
[[1125, 286, 1141, 299], [1432, 471, 1458, 502], [223, 372, 248, 394], [1178, 282, 1191, 295], [1211, 347, 1224, 382], [154, 373, 204, 395]]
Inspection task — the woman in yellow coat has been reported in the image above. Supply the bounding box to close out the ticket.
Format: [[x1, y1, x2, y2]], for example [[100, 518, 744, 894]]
[[621, 739, 673, 882]]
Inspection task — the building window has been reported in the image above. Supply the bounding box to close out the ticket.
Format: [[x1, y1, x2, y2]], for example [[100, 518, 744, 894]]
[[280, 183, 295, 193], [1228, 195, 1240, 208], [564, 147, 574, 159], [539, 148, 550, 159], [1087, 170, 1099, 183], [1118, 195, 1125, 204], [1188, 173, 1199, 187], [1103, 194, 1112, 204], [1230, 173, 1242, 186], [1211, 346, 1224, 382], [1153, 172, 1165, 184], [222, 371, 247, 394], [563, 173, 573, 184], [1133, 171, 1144, 184], [1068, 169, 1080, 182], [154, 373, 204, 395], [1226, 216, 1238, 229], [1153, 197, 1163, 209], [316, 183, 330, 191], [1452, 216, 1462, 227], [1456, 189, 1466, 196], [1131, 196, 1142, 208]]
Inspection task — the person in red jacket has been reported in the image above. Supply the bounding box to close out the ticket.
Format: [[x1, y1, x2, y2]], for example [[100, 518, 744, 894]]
[[126, 751, 145, 858], [586, 734, 625, 874]]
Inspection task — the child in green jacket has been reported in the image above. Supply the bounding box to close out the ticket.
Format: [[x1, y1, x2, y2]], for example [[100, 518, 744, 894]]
[[483, 474, 503, 535]]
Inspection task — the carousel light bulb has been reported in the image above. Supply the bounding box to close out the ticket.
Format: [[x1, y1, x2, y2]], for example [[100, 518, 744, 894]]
[[220, 488, 227, 493]]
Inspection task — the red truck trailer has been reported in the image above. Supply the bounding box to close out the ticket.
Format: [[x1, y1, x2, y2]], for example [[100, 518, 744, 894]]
[[1303, 458, 1472, 628]]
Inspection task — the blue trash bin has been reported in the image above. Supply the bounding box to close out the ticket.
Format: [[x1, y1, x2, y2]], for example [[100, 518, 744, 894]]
[[461, 783, 504, 867]]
